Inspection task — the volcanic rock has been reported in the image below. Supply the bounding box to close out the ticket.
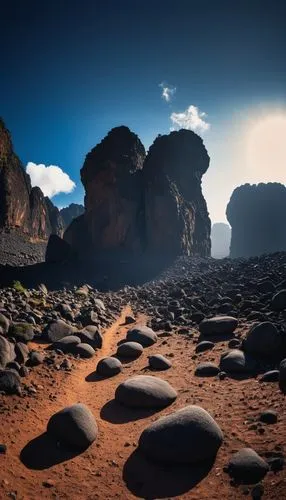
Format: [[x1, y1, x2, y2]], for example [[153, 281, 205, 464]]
[[115, 375, 177, 408], [44, 319, 76, 342], [220, 349, 248, 373], [226, 183, 286, 257], [243, 322, 282, 358], [226, 448, 269, 484], [52, 335, 81, 354], [0, 313, 9, 335], [74, 343, 95, 358], [0, 369, 21, 395], [126, 325, 157, 346], [196, 340, 215, 353], [148, 354, 172, 370], [0, 336, 15, 369], [195, 362, 220, 377], [96, 357, 122, 377], [139, 405, 223, 463], [199, 316, 238, 336], [47, 403, 98, 450], [271, 289, 286, 311], [116, 341, 143, 358]]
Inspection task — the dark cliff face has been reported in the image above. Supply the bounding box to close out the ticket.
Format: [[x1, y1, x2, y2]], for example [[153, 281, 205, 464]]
[[226, 183, 286, 257], [60, 203, 84, 230], [79, 126, 146, 253], [143, 130, 211, 256], [0, 118, 63, 240], [64, 126, 211, 258], [211, 223, 231, 258]]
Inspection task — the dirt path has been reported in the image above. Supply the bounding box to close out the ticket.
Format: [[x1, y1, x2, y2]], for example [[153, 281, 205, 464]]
[[1, 307, 286, 500]]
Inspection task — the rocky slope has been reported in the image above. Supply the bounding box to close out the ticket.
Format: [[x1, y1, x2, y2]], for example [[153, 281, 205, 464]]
[[0, 252, 286, 499], [0, 118, 65, 265], [64, 127, 211, 259], [60, 203, 84, 230], [227, 183, 286, 258]]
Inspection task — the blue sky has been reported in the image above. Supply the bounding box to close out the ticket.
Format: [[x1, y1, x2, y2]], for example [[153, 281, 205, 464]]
[[1, 0, 285, 222]]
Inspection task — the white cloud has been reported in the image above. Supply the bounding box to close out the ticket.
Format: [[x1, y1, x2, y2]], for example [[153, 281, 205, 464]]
[[159, 82, 176, 102], [170, 105, 210, 133], [26, 162, 76, 198]]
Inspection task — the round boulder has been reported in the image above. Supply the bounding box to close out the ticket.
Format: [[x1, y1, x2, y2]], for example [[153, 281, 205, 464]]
[[271, 289, 286, 311], [195, 341, 215, 353], [260, 370, 279, 382], [0, 336, 15, 369], [0, 313, 10, 335], [195, 362, 220, 377], [8, 323, 34, 342], [199, 316, 238, 336], [47, 403, 98, 450], [244, 322, 282, 358], [148, 354, 172, 371], [139, 405, 223, 463], [53, 335, 81, 354], [116, 341, 143, 359], [0, 369, 21, 395], [115, 375, 177, 409], [74, 343, 95, 359], [226, 448, 269, 484], [259, 410, 277, 424], [220, 349, 247, 373], [44, 319, 76, 342], [126, 326, 157, 347], [96, 357, 122, 377]]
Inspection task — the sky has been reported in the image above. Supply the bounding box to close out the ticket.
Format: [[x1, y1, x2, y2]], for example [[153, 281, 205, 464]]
[[1, 0, 285, 223]]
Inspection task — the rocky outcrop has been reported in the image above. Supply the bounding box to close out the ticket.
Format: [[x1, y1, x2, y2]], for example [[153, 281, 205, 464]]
[[211, 223, 231, 258], [60, 203, 84, 230], [0, 118, 63, 241], [226, 183, 286, 257], [144, 130, 211, 256], [64, 127, 211, 258]]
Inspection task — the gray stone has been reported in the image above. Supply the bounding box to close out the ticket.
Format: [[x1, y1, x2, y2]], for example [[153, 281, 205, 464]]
[[227, 448, 269, 484], [47, 403, 98, 450], [139, 405, 223, 463], [74, 343, 95, 359], [148, 354, 172, 370], [0, 369, 21, 395], [259, 370, 279, 382], [115, 375, 177, 409], [0, 336, 15, 369], [0, 313, 10, 335], [195, 362, 220, 377], [78, 328, 103, 349], [53, 335, 81, 354], [126, 326, 157, 347], [220, 349, 247, 373], [244, 322, 282, 358], [28, 351, 44, 366], [195, 341, 215, 353], [96, 357, 122, 377], [199, 316, 238, 336], [8, 323, 34, 342], [271, 289, 286, 311], [15, 342, 29, 364], [116, 341, 143, 358], [45, 319, 76, 342]]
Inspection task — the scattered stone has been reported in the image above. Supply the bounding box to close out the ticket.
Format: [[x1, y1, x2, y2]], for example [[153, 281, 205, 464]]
[[259, 370, 279, 382], [259, 410, 277, 424], [139, 405, 223, 463], [126, 326, 157, 346], [28, 351, 44, 366], [199, 316, 238, 336], [148, 354, 172, 370], [115, 375, 177, 408], [44, 319, 76, 342], [195, 341, 215, 353], [116, 341, 143, 358], [96, 357, 122, 377], [0, 370, 21, 395], [0, 313, 10, 335], [220, 349, 247, 373], [47, 403, 98, 450], [226, 448, 269, 484], [244, 322, 282, 358], [52, 335, 81, 354], [8, 323, 34, 342], [74, 343, 95, 359], [195, 362, 220, 377], [0, 336, 15, 369]]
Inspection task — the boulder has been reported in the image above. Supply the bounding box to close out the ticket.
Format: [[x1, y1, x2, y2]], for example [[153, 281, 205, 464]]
[[271, 289, 286, 311], [53, 335, 81, 354], [220, 349, 247, 373], [139, 405, 223, 463], [260, 370, 279, 382], [0, 313, 9, 335], [0, 336, 15, 369], [28, 351, 44, 366], [15, 342, 29, 364], [115, 375, 177, 409], [74, 343, 95, 359], [226, 448, 269, 484], [148, 354, 172, 370], [8, 323, 34, 342], [44, 319, 76, 342], [96, 357, 122, 377], [45, 234, 74, 263], [126, 326, 157, 347], [195, 341, 215, 353], [244, 322, 282, 358], [0, 369, 21, 395], [195, 362, 220, 377], [116, 341, 143, 359], [199, 316, 238, 336], [78, 329, 102, 349], [47, 403, 98, 450]]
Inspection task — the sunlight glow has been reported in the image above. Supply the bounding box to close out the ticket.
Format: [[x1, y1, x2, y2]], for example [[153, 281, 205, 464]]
[[246, 113, 286, 184]]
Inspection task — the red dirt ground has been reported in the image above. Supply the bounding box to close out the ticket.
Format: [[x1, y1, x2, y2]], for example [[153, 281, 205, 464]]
[[0, 307, 285, 499]]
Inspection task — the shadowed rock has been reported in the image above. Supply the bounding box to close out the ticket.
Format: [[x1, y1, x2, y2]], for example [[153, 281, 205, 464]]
[[226, 448, 269, 484], [126, 325, 157, 346], [115, 375, 177, 409], [226, 183, 286, 257], [60, 203, 84, 230]]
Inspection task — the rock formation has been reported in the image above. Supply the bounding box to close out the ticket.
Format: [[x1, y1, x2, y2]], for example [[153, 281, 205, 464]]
[[211, 222, 231, 258], [60, 203, 84, 230], [64, 127, 211, 258], [226, 183, 286, 257], [144, 130, 211, 256], [0, 118, 63, 240]]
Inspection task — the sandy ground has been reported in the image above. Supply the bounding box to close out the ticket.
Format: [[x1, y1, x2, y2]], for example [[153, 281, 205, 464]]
[[0, 307, 285, 500]]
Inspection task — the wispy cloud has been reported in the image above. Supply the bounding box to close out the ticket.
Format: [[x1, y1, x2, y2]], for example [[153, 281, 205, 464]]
[[170, 105, 210, 133], [26, 162, 76, 198], [159, 82, 176, 102]]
